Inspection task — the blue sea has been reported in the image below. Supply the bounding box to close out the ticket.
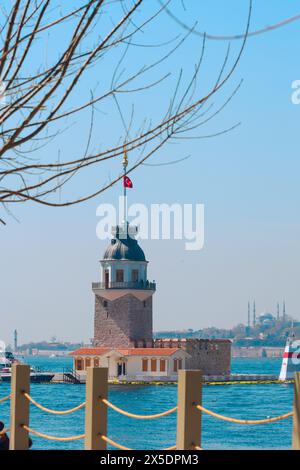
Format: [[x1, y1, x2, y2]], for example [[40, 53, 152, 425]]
[[0, 357, 293, 450]]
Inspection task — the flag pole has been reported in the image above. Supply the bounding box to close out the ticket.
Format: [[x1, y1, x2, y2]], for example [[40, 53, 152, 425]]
[[122, 146, 128, 225]]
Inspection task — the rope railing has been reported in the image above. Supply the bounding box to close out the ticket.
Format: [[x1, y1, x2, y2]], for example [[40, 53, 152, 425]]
[[101, 435, 132, 450], [0, 395, 11, 404], [195, 404, 293, 425], [22, 425, 85, 442], [6, 366, 300, 451], [0, 428, 9, 436], [23, 392, 85, 415], [101, 397, 177, 420]]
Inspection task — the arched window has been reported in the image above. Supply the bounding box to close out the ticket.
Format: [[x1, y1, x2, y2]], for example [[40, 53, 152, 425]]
[[75, 357, 83, 371], [142, 358, 148, 372], [132, 269, 139, 282], [94, 357, 99, 368]]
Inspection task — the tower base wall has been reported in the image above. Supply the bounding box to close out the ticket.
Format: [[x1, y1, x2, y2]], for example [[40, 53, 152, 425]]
[[93, 293, 153, 349], [154, 338, 231, 376]]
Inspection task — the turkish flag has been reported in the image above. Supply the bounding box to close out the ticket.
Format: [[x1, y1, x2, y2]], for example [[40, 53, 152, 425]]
[[123, 175, 133, 188]]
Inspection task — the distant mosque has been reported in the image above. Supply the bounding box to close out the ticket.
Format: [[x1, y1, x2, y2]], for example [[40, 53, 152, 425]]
[[247, 301, 288, 327]]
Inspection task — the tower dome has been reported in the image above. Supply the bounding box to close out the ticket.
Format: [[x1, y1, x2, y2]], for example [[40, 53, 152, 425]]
[[103, 224, 146, 262]]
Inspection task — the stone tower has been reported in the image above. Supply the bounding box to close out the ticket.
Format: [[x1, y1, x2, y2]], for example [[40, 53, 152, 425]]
[[92, 223, 156, 348]]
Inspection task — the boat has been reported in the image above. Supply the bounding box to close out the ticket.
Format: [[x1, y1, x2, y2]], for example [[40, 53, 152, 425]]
[[0, 352, 54, 383], [279, 330, 300, 381]]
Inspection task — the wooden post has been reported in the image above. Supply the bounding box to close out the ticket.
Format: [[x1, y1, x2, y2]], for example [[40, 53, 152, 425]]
[[293, 372, 300, 450], [9, 364, 30, 450], [85, 367, 108, 450], [176, 370, 202, 450]]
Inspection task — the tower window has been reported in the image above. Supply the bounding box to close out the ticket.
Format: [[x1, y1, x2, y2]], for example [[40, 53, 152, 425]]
[[116, 269, 124, 282], [104, 270, 109, 288], [103, 300, 108, 308], [132, 269, 139, 282]]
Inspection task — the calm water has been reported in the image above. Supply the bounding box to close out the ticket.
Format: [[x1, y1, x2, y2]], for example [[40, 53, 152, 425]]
[[0, 357, 293, 450]]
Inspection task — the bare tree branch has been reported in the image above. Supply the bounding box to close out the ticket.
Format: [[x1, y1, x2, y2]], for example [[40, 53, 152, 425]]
[[0, 0, 252, 224]]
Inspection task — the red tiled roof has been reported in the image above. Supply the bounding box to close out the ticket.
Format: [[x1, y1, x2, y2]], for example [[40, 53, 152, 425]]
[[69, 347, 182, 357], [69, 348, 110, 356]]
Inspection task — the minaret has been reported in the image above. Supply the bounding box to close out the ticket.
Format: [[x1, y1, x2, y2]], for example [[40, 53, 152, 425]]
[[283, 301, 286, 322], [13, 329, 18, 352], [247, 301, 250, 328], [277, 302, 280, 321], [253, 301, 256, 327], [92, 148, 156, 349]]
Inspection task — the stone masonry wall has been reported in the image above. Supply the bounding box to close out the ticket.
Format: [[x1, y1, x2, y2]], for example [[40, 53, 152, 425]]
[[93, 294, 153, 348], [154, 338, 231, 375]]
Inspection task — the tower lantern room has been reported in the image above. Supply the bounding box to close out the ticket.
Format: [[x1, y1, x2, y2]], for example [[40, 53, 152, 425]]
[[100, 223, 148, 291]]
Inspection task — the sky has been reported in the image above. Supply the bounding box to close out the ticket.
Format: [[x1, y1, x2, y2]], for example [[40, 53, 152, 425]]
[[1, 0, 300, 345]]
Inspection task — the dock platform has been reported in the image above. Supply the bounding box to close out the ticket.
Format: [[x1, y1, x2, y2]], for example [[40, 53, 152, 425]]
[[50, 372, 291, 385]]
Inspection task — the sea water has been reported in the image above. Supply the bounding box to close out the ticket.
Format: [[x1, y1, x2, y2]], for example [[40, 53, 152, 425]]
[[0, 357, 293, 450]]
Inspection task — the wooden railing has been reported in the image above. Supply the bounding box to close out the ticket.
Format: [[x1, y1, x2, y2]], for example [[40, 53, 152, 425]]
[[1, 364, 300, 450]]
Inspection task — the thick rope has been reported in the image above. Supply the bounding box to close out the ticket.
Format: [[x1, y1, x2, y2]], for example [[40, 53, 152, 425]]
[[195, 404, 293, 424], [23, 392, 85, 415], [0, 428, 9, 436], [100, 435, 176, 451], [22, 425, 85, 441], [0, 395, 10, 404], [101, 398, 177, 419], [101, 434, 132, 450]]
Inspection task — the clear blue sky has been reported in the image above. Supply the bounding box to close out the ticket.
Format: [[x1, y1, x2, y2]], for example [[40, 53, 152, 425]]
[[1, 0, 300, 345]]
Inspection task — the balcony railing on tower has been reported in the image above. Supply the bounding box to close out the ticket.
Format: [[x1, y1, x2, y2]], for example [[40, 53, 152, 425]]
[[92, 281, 156, 291]]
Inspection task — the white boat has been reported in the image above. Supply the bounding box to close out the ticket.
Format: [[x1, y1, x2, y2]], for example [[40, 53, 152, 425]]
[[0, 352, 54, 383], [279, 333, 300, 381]]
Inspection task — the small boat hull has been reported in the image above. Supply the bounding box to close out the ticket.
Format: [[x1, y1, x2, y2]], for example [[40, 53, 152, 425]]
[[1, 372, 54, 383]]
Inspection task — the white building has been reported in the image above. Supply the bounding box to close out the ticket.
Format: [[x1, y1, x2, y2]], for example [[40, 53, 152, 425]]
[[70, 347, 190, 382]]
